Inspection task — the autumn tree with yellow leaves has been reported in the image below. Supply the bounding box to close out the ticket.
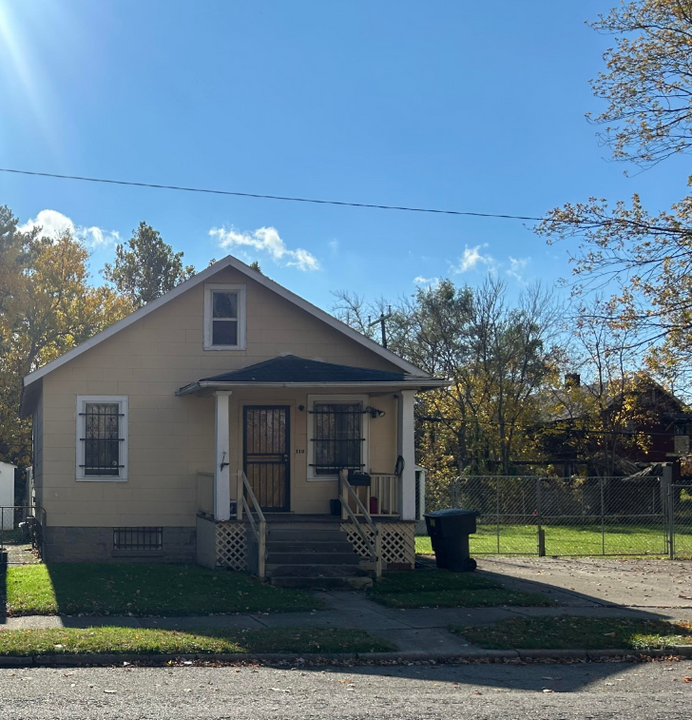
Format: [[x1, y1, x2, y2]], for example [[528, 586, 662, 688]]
[[0, 207, 134, 467], [537, 0, 692, 391]]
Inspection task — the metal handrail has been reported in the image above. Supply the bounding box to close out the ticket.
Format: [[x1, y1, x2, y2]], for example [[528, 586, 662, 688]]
[[237, 471, 266, 579], [338, 470, 382, 578]]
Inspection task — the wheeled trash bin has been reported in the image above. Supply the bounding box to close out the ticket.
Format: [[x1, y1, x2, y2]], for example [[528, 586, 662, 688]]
[[424, 508, 480, 572]]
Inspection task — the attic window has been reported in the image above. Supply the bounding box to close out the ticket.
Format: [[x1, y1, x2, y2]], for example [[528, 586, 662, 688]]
[[204, 283, 246, 350]]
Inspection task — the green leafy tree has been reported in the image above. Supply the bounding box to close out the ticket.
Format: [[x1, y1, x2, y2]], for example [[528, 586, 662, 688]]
[[103, 222, 195, 307], [333, 279, 561, 475]]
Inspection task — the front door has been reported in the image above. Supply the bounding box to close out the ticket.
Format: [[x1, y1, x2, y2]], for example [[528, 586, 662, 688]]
[[243, 406, 290, 512]]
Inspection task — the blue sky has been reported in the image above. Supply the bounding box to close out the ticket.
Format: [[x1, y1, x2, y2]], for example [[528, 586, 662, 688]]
[[1, 1, 689, 311]]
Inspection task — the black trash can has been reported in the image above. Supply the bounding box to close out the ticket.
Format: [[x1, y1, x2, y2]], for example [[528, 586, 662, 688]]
[[424, 509, 480, 572]]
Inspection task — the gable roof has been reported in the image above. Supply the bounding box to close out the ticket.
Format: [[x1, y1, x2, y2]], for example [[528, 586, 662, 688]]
[[23, 255, 429, 389]]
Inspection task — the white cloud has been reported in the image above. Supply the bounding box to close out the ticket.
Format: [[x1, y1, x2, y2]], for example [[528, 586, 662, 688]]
[[453, 244, 494, 274], [507, 256, 530, 282], [209, 225, 320, 272], [329, 239, 339, 253], [413, 275, 439, 287], [19, 209, 119, 248]]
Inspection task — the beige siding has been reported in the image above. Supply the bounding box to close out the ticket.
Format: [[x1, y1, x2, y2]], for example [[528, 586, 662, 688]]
[[33, 391, 44, 508], [39, 266, 402, 526]]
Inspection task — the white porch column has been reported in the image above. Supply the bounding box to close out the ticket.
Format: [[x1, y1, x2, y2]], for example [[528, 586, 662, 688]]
[[397, 389, 416, 520], [214, 391, 232, 521]]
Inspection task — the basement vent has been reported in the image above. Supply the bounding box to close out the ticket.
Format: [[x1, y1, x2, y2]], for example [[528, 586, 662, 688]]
[[113, 527, 163, 551]]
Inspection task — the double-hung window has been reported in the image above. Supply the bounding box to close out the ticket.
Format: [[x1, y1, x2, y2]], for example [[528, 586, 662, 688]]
[[308, 395, 368, 479], [76, 396, 128, 481], [204, 283, 246, 350]]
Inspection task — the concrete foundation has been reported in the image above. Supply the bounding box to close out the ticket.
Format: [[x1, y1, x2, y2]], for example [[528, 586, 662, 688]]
[[44, 526, 196, 563]]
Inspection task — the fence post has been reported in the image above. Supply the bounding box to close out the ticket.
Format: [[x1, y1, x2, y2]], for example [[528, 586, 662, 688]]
[[495, 476, 501, 554], [536, 477, 544, 557], [600, 477, 605, 556], [662, 465, 675, 559]]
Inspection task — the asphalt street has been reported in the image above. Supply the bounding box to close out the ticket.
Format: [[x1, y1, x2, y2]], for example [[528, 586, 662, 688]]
[[1, 661, 691, 719]]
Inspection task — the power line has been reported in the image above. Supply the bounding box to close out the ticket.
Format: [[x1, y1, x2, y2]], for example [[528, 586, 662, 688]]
[[0, 167, 543, 221]]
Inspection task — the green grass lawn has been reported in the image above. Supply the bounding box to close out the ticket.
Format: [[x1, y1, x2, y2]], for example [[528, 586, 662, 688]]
[[451, 615, 692, 651], [5, 564, 321, 617], [368, 570, 555, 608], [415, 522, 691, 556], [0, 627, 396, 657]]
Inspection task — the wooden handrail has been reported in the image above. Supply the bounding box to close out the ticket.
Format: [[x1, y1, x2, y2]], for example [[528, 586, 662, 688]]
[[237, 471, 266, 579], [339, 470, 382, 578]]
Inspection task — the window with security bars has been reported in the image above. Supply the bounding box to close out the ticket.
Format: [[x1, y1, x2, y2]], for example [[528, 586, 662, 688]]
[[311, 402, 365, 475], [113, 527, 163, 551], [76, 396, 128, 481]]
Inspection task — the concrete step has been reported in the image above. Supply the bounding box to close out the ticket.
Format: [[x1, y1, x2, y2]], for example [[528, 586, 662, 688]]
[[266, 551, 361, 566], [269, 576, 374, 590], [265, 563, 368, 578]]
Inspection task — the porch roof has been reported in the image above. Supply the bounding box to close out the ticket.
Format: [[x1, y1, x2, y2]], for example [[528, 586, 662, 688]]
[[176, 355, 447, 395]]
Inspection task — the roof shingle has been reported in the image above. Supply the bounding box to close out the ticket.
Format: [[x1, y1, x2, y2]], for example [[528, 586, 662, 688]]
[[199, 355, 406, 384]]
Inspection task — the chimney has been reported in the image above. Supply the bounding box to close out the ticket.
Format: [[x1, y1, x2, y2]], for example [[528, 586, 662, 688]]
[[565, 372, 581, 388]]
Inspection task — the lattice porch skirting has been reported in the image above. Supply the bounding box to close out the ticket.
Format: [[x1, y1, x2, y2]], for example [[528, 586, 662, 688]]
[[210, 519, 414, 572], [341, 521, 416, 570], [215, 521, 248, 570]]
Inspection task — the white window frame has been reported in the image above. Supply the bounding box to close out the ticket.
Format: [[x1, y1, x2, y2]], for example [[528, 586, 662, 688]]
[[307, 394, 369, 481], [204, 283, 247, 350], [76, 395, 129, 482]]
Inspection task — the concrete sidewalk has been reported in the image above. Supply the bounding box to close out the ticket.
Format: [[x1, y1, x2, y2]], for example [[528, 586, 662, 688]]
[[3, 589, 692, 655]]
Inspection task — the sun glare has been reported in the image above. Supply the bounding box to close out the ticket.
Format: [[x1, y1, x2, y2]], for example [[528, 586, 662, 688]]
[[0, 0, 59, 148]]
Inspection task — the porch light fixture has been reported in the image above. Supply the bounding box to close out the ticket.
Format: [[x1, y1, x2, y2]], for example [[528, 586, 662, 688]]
[[365, 405, 385, 419]]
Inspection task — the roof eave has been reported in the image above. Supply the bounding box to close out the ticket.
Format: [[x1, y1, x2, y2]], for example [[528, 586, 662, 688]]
[[175, 378, 448, 397]]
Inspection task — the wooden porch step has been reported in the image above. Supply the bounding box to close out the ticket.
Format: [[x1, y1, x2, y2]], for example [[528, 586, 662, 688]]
[[266, 551, 361, 566], [261, 521, 373, 589], [266, 563, 368, 578], [268, 576, 373, 590], [267, 528, 350, 542]]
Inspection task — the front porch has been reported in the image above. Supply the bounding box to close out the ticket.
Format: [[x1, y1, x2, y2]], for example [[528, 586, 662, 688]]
[[176, 356, 437, 582], [196, 508, 417, 585]]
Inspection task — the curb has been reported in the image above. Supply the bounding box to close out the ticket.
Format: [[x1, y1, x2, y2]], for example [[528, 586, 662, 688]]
[[0, 646, 691, 668]]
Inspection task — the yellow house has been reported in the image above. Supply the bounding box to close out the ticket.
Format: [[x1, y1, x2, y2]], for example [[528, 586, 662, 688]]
[[22, 256, 444, 586]]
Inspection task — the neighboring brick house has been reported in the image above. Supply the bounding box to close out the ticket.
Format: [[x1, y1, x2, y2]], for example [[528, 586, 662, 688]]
[[537, 373, 689, 477]]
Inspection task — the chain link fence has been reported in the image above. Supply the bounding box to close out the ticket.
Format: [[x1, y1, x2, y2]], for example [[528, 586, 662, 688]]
[[423, 475, 691, 558], [0, 506, 46, 564]]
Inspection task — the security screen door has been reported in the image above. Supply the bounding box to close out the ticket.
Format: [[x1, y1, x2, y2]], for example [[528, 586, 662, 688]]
[[243, 406, 290, 511]]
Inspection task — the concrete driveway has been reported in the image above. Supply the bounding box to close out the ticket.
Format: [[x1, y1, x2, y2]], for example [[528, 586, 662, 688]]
[[476, 556, 692, 612]]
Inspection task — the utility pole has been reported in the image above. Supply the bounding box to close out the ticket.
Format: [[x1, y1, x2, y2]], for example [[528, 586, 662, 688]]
[[368, 307, 391, 348]]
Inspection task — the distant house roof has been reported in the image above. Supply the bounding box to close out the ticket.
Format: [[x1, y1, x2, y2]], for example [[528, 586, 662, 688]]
[[176, 355, 446, 395], [537, 374, 687, 424]]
